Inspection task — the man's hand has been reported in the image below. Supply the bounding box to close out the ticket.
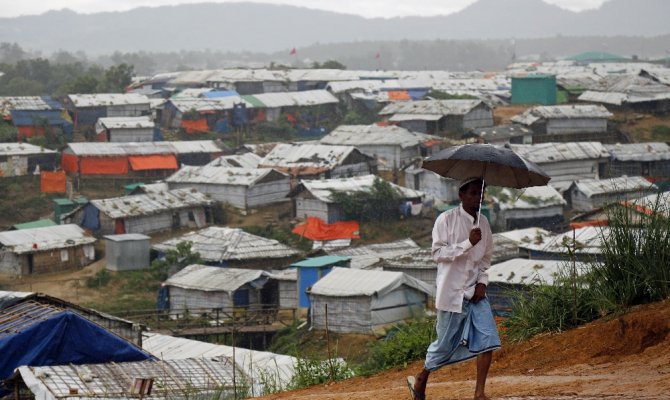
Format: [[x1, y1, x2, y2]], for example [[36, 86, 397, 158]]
[[471, 283, 486, 303], [469, 228, 482, 246]]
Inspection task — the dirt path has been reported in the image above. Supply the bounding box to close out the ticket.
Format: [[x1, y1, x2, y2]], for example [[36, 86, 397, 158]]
[[259, 300, 670, 400]]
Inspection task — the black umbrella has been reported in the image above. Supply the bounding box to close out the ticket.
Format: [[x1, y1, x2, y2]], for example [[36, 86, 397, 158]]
[[421, 143, 551, 224], [421, 143, 550, 189]]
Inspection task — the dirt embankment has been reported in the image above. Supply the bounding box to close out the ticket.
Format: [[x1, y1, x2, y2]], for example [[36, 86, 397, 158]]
[[259, 299, 670, 400]]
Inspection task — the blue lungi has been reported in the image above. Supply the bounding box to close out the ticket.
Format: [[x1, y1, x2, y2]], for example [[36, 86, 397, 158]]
[[424, 298, 501, 371]]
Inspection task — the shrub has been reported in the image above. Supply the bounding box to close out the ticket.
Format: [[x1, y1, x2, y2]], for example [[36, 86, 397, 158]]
[[287, 356, 353, 390], [329, 177, 402, 222], [357, 317, 435, 376], [86, 269, 111, 288]]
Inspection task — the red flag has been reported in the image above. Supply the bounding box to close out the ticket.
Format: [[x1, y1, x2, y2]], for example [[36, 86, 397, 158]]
[[289, 47, 297, 55], [375, 52, 380, 59]]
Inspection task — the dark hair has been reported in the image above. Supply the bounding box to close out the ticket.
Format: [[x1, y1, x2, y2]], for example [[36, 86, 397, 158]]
[[459, 179, 484, 194]]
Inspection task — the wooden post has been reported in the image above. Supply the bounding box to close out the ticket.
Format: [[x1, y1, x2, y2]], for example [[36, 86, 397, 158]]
[[325, 304, 335, 382]]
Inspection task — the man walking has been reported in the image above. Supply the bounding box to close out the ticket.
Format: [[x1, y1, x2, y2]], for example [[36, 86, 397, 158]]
[[407, 177, 501, 400]]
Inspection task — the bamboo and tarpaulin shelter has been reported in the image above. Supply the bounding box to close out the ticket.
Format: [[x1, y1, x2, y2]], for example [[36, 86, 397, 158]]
[[308, 267, 434, 334], [6, 358, 246, 400]]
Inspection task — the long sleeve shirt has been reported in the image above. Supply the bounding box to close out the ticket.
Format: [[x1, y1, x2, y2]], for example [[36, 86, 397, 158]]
[[432, 205, 493, 313]]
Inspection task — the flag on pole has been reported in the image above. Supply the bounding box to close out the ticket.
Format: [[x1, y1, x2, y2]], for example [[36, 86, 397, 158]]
[[289, 47, 297, 55], [375, 52, 380, 59]]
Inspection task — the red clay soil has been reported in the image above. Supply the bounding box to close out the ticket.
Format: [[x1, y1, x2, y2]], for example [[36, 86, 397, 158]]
[[258, 299, 670, 400]]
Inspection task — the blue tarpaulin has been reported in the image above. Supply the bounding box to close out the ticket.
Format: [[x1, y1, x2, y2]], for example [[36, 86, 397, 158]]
[[203, 90, 239, 99], [0, 311, 152, 395], [80, 204, 100, 231]]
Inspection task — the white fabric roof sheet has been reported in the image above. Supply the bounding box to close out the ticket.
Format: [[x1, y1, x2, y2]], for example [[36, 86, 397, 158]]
[[152, 226, 299, 262], [68, 93, 150, 107], [92, 188, 212, 218], [0, 224, 95, 254], [166, 165, 285, 186], [489, 258, 589, 285], [309, 267, 434, 297], [605, 142, 670, 162], [164, 264, 266, 292], [509, 142, 610, 163], [492, 186, 566, 210], [259, 143, 363, 170], [321, 124, 439, 148], [572, 176, 656, 198], [208, 153, 262, 168], [297, 174, 424, 203], [98, 116, 154, 129], [379, 99, 484, 116], [0, 143, 57, 156]]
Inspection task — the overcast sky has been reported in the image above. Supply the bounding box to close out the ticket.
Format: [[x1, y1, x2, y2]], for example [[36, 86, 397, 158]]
[[0, 0, 610, 19]]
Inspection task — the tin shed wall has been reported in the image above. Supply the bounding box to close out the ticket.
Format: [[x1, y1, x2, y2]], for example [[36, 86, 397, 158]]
[[106, 239, 150, 271]]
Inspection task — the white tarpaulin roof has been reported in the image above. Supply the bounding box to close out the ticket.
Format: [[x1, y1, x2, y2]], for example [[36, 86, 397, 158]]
[[309, 267, 434, 297], [142, 332, 297, 395], [164, 264, 267, 292], [0, 224, 96, 254], [488, 258, 589, 285], [152, 226, 300, 262]]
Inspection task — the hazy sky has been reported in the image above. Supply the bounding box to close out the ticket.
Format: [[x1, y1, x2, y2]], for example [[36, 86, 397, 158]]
[[0, 0, 610, 19]]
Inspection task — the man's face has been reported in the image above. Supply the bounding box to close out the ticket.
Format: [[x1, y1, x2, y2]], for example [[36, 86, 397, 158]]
[[459, 181, 484, 211]]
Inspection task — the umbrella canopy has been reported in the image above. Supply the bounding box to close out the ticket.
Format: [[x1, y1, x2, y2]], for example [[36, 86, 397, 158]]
[[421, 143, 550, 189]]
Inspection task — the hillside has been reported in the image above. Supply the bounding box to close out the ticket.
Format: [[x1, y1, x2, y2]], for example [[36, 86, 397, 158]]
[[0, 0, 668, 55], [259, 299, 670, 399]]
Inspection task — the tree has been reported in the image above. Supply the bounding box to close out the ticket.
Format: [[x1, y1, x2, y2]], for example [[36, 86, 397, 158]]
[[319, 59, 347, 70], [329, 177, 402, 222], [101, 63, 134, 92], [0, 42, 27, 63], [151, 241, 202, 280]]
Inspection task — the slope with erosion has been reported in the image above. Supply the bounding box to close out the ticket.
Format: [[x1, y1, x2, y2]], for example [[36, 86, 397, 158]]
[[259, 299, 670, 399]]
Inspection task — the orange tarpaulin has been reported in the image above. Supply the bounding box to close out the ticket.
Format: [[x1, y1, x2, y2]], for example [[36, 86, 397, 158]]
[[387, 90, 411, 101], [17, 126, 46, 140], [292, 216, 360, 241], [569, 220, 609, 229], [181, 118, 209, 134], [80, 157, 129, 175], [128, 155, 178, 171], [61, 153, 79, 173], [40, 171, 66, 193]]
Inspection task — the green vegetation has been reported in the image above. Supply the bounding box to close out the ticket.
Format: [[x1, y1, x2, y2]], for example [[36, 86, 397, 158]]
[[651, 125, 670, 141], [0, 56, 134, 96], [310, 60, 347, 70], [150, 241, 202, 281], [504, 193, 670, 341], [427, 90, 478, 100], [245, 224, 312, 253], [329, 177, 402, 222], [358, 317, 435, 376]]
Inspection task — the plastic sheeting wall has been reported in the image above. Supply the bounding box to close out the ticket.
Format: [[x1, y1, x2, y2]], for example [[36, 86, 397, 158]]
[[109, 128, 154, 142], [310, 288, 427, 334], [278, 280, 297, 309], [295, 198, 329, 222]]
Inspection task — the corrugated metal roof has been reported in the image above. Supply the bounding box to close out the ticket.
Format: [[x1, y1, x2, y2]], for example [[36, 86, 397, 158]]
[[164, 264, 267, 292], [489, 258, 589, 285], [207, 152, 261, 168], [259, 143, 366, 171], [247, 90, 338, 108], [572, 176, 656, 198], [511, 105, 613, 125], [68, 93, 150, 107], [0, 224, 96, 254], [509, 142, 610, 163], [491, 186, 566, 210], [605, 142, 670, 161], [296, 174, 424, 204], [389, 113, 444, 122], [327, 238, 421, 270], [171, 88, 213, 99], [97, 116, 154, 129], [267, 268, 297, 281], [309, 267, 434, 297], [66, 141, 222, 156], [321, 124, 440, 148], [0, 142, 57, 156], [153, 226, 299, 262], [15, 358, 241, 400], [142, 332, 298, 393], [379, 99, 484, 116], [166, 165, 285, 186], [92, 188, 212, 219]]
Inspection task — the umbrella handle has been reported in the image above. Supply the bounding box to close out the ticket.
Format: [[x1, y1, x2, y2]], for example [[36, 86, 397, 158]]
[[476, 178, 485, 228]]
